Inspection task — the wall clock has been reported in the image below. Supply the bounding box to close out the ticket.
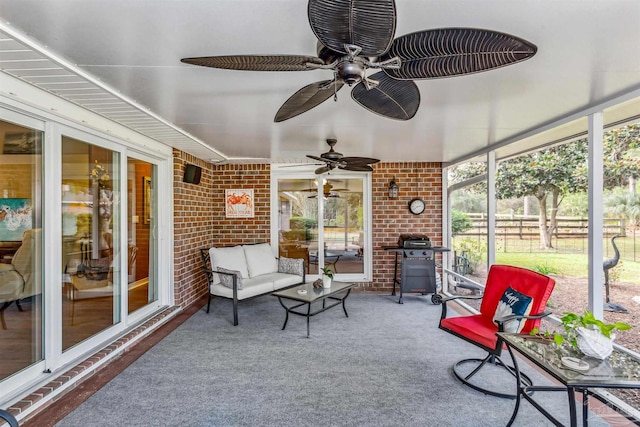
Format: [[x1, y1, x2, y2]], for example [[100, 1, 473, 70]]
[[408, 198, 425, 215]]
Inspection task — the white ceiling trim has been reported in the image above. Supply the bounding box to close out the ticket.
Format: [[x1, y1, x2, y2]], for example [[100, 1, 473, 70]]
[[0, 23, 226, 162]]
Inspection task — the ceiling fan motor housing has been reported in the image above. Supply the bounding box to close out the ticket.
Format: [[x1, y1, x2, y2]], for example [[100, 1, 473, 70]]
[[322, 139, 343, 160], [337, 57, 366, 86]]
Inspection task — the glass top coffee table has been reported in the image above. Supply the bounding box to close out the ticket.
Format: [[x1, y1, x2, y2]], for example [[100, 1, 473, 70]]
[[272, 281, 355, 338], [498, 332, 640, 426]]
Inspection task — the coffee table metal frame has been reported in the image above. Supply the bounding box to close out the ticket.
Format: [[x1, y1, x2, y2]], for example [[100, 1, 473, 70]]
[[273, 281, 354, 338], [498, 332, 640, 427]]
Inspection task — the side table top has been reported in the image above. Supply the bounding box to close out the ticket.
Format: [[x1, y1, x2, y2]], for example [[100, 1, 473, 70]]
[[499, 332, 640, 388], [273, 281, 354, 303]]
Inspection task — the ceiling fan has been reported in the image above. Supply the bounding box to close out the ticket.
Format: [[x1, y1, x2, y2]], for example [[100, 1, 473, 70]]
[[300, 139, 379, 174], [181, 0, 537, 122], [305, 181, 345, 199]]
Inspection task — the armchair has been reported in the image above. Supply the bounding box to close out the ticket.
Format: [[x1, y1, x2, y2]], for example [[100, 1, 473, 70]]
[[439, 264, 555, 399], [0, 228, 42, 329]]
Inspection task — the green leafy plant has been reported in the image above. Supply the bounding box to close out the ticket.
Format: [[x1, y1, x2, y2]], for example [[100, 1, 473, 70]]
[[321, 266, 334, 279], [533, 263, 557, 275], [553, 310, 631, 348], [451, 210, 473, 236], [453, 238, 485, 273]]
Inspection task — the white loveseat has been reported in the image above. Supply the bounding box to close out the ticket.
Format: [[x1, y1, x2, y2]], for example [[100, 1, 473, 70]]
[[200, 242, 305, 325]]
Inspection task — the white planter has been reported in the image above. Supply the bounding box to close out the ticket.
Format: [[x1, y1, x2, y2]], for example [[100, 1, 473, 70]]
[[322, 275, 332, 289], [576, 327, 614, 360]]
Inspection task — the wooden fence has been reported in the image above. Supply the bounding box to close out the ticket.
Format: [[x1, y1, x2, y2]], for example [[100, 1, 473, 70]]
[[455, 215, 640, 261], [459, 215, 624, 239]]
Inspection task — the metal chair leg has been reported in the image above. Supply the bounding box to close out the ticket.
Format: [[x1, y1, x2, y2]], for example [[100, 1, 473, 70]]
[[452, 354, 533, 399]]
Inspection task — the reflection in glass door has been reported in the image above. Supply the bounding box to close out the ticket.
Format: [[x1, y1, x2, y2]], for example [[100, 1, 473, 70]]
[[322, 178, 364, 275], [0, 119, 43, 382], [127, 158, 157, 314], [61, 137, 120, 351], [277, 176, 365, 277]]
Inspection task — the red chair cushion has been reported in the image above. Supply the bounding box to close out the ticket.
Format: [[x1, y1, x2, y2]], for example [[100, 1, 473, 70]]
[[441, 314, 499, 350], [478, 265, 555, 334]]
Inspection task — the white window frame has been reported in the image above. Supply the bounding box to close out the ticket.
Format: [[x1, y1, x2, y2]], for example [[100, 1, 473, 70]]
[[270, 166, 372, 282]]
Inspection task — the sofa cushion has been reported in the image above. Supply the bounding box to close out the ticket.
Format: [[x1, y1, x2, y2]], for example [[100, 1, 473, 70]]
[[210, 246, 249, 283], [243, 243, 278, 278], [209, 278, 274, 300], [217, 267, 244, 290], [271, 272, 303, 290]]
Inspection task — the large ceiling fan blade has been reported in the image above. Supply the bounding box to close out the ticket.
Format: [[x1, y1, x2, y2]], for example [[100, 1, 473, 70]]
[[340, 156, 380, 165], [352, 72, 420, 120], [340, 164, 373, 172], [308, 0, 396, 56], [381, 28, 537, 80], [181, 55, 324, 71], [275, 80, 344, 122]]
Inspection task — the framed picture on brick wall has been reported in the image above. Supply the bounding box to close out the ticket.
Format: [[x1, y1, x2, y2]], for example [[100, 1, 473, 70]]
[[225, 189, 254, 218]]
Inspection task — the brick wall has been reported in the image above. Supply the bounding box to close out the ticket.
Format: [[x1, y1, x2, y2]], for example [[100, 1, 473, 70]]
[[369, 162, 443, 292], [210, 164, 271, 245], [173, 150, 215, 307], [172, 151, 443, 306]]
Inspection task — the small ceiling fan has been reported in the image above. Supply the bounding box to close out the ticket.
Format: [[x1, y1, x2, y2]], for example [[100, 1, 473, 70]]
[[302, 139, 379, 174], [305, 181, 345, 199], [181, 0, 537, 122]]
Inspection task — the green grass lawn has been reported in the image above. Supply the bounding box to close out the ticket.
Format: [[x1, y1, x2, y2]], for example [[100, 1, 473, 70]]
[[495, 252, 640, 283]]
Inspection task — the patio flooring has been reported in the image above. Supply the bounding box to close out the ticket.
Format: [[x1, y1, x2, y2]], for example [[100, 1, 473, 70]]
[[19, 293, 632, 426]]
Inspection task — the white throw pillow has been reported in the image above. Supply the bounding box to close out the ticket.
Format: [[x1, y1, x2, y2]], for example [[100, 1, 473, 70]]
[[243, 243, 278, 277], [210, 246, 250, 282]]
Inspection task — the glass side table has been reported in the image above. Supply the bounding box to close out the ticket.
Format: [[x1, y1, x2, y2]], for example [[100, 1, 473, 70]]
[[498, 332, 640, 427]]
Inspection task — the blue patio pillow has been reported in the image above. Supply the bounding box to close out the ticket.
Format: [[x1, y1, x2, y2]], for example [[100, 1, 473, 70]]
[[493, 287, 533, 333]]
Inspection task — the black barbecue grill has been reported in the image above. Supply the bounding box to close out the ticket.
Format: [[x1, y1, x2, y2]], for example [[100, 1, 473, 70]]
[[383, 235, 449, 304]]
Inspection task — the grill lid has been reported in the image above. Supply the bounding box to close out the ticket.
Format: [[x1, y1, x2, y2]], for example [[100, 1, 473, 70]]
[[398, 234, 431, 248]]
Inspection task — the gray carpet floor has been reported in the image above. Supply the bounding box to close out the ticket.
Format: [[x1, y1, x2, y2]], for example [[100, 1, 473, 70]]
[[56, 294, 613, 426]]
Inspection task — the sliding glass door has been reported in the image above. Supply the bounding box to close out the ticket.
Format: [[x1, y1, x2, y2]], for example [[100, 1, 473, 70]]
[[275, 172, 370, 281], [0, 118, 43, 382], [126, 157, 157, 314], [61, 136, 121, 350]]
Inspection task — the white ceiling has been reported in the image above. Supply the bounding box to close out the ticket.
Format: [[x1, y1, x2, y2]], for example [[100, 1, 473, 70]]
[[1, 0, 640, 165]]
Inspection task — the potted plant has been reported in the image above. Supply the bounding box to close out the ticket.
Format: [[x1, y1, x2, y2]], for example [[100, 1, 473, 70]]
[[321, 266, 333, 289], [553, 310, 631, 359]]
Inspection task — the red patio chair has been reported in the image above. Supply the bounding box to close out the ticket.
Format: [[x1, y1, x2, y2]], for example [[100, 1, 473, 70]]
[[439, 264, 555, 399]]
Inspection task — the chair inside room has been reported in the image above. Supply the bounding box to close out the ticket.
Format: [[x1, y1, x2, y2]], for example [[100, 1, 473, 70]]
[[0, 228, 41, 330], [439, 264, 556, 399], [66, 243, 139, 325], [308, 244, 341, 274]]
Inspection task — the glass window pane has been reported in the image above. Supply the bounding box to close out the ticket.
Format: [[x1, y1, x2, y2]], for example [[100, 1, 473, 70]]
[[0, 120, 43, 381], [322, 178, 364, 275], [62, 136, 120, 351], [127, 158, 157, 314], [277, 178, 317, 273]]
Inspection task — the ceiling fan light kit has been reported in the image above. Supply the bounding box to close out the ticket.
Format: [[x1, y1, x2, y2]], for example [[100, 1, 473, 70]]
[[181, 0, 537, 122]]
